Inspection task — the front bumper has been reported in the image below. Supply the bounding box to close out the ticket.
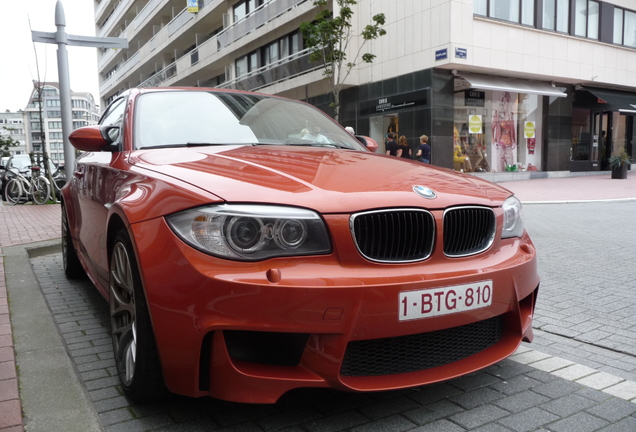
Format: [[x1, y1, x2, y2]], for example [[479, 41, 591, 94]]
[[131, 214, 539, 403]]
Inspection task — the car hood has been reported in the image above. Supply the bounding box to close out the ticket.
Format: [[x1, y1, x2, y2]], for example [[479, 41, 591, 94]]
[[132, 146, 512, 213]]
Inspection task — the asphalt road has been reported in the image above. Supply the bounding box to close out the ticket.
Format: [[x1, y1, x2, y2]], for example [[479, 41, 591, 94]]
[[13, 200, 636, 432]]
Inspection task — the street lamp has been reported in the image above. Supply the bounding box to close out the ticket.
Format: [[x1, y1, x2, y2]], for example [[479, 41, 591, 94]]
[[31, 0, 127, 180]]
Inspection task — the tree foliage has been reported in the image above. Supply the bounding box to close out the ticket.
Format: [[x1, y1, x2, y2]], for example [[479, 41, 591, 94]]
[[300, 0, 386, 121], [0, 128, 20, 158]]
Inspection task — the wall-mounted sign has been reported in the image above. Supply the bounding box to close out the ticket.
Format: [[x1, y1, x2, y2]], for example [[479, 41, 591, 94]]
[[359, 90, 429, 116], [435, 49, 448, 61], [465, 90, 485, 107], [468, 115, 482, 134], [524, 121, 536, 139], [455, 47, 467, 59], [187, 0, 199, 13]]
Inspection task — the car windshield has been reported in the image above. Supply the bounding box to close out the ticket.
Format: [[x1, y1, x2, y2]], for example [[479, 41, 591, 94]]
[[10, 156, 31, 171], [134, 91, 365, 151]]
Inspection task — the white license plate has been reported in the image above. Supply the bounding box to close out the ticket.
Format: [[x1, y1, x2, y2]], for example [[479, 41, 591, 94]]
[[399, 280, 493, 321]]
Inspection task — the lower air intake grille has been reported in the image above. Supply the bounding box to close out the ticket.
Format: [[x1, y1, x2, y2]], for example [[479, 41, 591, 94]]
[[340, 315, 503, 376]]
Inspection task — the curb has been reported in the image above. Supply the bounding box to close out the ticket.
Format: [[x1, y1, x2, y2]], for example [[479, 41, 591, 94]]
[[5, 240, 103, 432]]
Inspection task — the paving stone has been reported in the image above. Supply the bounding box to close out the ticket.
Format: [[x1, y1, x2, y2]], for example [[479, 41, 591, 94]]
[[349, 415, 416, 432], [576, 372, 624, 390], [406, 383, 463, 405], [449, 386, 505, 409], [529, 356, 575, 372], [495, 407, 560, 432], [532, 379, 584, 399], [448, 404, 509, 429], [509, 350, 552, 365], [552, 364, 598, 381], [409, 419, 465, 432], [100, 407, 136, 426], [450, 372, 502, 392], [547, 411, 609, 432], [256, 407, 323, 432], [359, 396, 420, 420], [489, 375, 542, 396], [493, 390, 550, 413], [597, 416, 636, 432], [302, 411, 369, 432], [586, 398, 636, 422], [603, 380, 636, 400], [539, 394, 596, 417]]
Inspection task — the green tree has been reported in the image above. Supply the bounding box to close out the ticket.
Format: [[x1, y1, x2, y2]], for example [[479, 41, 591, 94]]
[[300, 0, 386, 122], [0, 128, 20, 158]]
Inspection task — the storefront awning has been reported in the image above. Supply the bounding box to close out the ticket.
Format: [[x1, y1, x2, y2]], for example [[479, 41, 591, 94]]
[[584, 87, 636, 114], [457, 73, 567, 98]]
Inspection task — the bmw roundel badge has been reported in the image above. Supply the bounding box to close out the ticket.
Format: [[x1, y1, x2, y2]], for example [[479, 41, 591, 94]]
[[413, 185, 437, 199]]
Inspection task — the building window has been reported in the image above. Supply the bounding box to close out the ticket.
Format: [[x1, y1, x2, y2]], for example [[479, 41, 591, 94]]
[[233, 0, 263, 23], [236, 51, 258, 77], [46, 99, 61, 107], [542, 0, 569, 33], [574, 0, 599, 39], [31, 122, 41, 131], [614, 8, 636, 47], [474, 0, 534, 26], [49, 121, 63, 129], [50, 132, 63, 139], [543, 0, 567, 33], [48, 110, 61, 118], [73, 121, 88, 129]]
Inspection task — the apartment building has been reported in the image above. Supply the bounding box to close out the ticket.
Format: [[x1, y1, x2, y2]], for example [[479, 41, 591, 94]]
[[24, 83, 100, 165], [0, 111, 27, 155], [94, 0, 636, 173]]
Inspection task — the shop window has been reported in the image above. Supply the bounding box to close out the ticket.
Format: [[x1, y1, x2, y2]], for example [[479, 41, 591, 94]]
[[454, 89, 543, 173], [574, 0, 599, 39], [474, 0, 534, 26]]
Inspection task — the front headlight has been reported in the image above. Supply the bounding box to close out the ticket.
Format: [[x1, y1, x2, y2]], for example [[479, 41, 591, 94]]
[[502, 196, 524, 238], [166, 204, 331, 261]]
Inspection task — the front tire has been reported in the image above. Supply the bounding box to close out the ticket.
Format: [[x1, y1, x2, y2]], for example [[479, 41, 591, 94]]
[[32, 177, 51, 205], [110, 229, 166, 402], [5, 178, 22, 205]]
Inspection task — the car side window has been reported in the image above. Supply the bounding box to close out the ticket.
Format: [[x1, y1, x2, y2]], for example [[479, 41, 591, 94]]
[[100, 98, 125, 143]]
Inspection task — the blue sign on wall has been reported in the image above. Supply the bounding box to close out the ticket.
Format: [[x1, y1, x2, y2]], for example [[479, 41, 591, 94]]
[[455, 47, 467, 59], [435, 49, 448, 61]]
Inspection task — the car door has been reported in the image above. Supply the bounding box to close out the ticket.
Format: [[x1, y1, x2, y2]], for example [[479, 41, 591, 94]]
[[74, 97, 126, 286]]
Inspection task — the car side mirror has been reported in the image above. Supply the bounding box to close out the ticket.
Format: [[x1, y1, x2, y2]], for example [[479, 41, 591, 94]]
[[355, 135, 379, 153], [69, 125, 120, 152]]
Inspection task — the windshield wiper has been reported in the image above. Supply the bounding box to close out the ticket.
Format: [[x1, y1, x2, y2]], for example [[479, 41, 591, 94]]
[[140, 143, 253, 149], [285, 142, 350, 149]]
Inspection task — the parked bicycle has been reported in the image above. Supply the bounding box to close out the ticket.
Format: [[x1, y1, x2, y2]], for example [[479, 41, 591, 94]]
[[4, 165, 51, 205]]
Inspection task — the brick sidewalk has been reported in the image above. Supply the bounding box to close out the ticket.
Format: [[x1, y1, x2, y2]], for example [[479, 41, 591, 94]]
[[0, 202, 61, 432]]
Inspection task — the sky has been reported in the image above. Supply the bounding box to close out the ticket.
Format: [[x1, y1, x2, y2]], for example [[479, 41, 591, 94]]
[[0, 0, 100, 112]]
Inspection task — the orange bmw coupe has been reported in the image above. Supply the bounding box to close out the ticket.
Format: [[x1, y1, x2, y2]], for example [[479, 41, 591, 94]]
[[62, 88, 539, 403]]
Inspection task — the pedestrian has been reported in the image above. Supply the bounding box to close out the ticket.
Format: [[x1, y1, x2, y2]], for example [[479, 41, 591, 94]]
[[398, 135, 411, 159], [385, 132, 399, 156], [415, 135, 431, 163]]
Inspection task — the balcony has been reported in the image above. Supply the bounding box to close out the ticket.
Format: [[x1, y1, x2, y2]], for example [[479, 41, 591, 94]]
[[217, 0, 307, 49], [219, 48, 322, 92]]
